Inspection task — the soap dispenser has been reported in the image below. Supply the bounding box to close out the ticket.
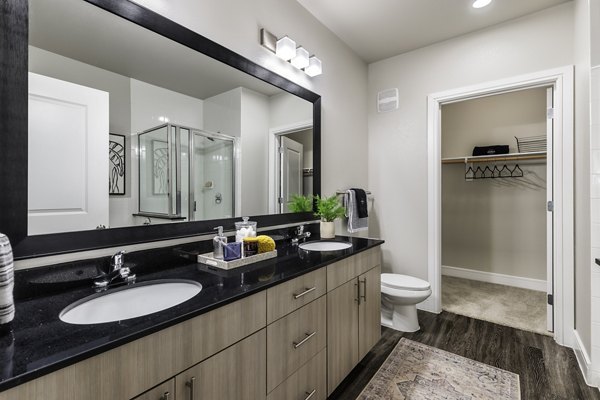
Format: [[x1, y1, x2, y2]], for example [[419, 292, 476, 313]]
[[213, 226, 228, 260]]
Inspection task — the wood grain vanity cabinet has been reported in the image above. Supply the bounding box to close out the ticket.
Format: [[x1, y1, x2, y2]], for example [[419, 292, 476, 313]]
[[0, 245, 383, 400], [132, 380, 175, 400], [326, 248, 382, 395], [266, 295, 327, 392], [175, 329, 267, 400], [0, 292, 266, 400]]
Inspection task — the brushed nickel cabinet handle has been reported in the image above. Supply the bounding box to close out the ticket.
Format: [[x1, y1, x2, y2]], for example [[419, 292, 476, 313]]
[[293, 331, 317, 349], [186, 377, 196, 400], [161, 392, 170, 400], [304, 389, 317, 400], [355, 281, 360, 305], [293, 286, 317, 299], [361, 278, 367, 302]]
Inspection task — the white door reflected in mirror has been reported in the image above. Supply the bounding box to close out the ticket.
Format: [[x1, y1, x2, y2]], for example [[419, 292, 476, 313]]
[[28, 72, 109, 235]]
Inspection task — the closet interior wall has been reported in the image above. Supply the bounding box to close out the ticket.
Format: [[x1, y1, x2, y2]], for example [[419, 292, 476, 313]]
[[441, 87, 548, 282]]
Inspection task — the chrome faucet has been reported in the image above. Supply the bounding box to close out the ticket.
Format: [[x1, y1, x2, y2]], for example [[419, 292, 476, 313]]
[[291, 225, 311, 245], [94, 250, 136, 290]]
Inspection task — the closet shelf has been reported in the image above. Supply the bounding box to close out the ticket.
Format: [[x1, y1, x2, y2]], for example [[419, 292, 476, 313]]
[[441, 151, 546, 165]]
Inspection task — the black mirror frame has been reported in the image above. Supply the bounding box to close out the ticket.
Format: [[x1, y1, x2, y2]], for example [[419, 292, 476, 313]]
[[0, 0, 321, 260]]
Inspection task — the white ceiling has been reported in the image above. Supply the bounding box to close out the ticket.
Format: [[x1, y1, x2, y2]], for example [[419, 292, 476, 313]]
[[30, 0, 283, 99], [296, 0, 572, 63]]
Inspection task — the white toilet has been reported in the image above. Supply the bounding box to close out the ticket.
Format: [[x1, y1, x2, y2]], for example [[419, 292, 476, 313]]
[[380, 273, 431, 332]]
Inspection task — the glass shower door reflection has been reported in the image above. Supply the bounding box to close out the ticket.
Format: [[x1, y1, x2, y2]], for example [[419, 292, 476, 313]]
[[191, 131, 235, 220], [139, 125, 171, 215]]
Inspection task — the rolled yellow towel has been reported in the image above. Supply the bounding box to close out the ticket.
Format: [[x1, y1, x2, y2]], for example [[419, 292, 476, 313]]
[[256, 235, 276, 253]]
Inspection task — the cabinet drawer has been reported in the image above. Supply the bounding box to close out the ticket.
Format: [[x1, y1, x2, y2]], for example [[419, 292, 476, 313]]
[[131, 379, 174, 400], [176, 329, 266, 400], [267, 267, 326, 323], [267, 349, 326, 400], [267, 295, 327, 392], [327, 247, 381, 290]]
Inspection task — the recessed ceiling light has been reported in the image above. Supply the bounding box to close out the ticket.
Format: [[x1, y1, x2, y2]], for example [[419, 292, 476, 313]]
[[472, 0, 492, 9]]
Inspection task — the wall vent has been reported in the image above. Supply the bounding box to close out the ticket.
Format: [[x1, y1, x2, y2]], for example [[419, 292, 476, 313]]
[[377, 88, 399, 113]]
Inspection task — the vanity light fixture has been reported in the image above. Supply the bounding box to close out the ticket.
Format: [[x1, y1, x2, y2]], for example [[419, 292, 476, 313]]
[[472, 0, 492, 8], [276, 36, 297, 61], [304, 56, 322, 77], [260, 28, 322, 77], [291, 46, 310, 69]]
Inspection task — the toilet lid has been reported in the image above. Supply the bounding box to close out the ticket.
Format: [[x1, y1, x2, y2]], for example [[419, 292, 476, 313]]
[[381, 273, 430, 291]]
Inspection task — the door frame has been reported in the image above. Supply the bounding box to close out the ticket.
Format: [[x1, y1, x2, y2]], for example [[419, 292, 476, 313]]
[[426, 66, 574, 347], [267, 120, 313, 214]]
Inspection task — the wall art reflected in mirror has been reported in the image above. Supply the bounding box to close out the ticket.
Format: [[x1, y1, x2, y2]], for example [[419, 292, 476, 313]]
[[27, 0, 315, 236]]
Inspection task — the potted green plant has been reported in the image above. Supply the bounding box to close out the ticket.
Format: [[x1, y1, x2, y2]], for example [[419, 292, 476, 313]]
[[314, 194, 345, 239], [287, 194, 313, 213]]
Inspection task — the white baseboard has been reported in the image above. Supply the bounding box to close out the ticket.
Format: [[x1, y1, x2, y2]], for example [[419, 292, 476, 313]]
[[573, 330, 600, 389], [442, 265, 547, 292]]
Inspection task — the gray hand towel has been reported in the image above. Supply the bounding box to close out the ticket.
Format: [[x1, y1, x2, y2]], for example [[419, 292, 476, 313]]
[[345, 190, 368, 233]]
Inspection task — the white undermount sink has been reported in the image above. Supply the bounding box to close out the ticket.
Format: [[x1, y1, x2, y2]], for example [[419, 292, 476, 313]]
[[298, 241, 353, 252], [59, 279, 202, 325]]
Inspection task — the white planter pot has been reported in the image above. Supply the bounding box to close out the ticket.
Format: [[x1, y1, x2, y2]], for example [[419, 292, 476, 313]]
[[320, 221, 336, 239]]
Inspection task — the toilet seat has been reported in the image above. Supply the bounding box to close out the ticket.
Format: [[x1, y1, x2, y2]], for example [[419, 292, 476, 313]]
[[381, 273, 430, 291]]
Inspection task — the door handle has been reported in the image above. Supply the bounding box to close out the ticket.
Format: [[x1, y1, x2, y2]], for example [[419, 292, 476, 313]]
[[355, 281, 360, 305], [186, 377, 196, 400], [293, 331, 317, 349], [303, 389, 316, 400], [161, 392, 171, 400], [293, 286, 316, 299], [360, 278, 367, 302]]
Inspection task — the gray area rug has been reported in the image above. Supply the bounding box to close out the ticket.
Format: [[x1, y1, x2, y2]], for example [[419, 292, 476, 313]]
[[357, 338, 520, 400], [442, 276, 550, 336]]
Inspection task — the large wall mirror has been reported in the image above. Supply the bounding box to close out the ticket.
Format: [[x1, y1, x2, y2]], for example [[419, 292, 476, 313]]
[[0, 0, 321, 258]]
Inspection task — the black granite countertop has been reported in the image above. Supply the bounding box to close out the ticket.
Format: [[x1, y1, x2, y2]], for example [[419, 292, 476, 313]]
[[0, 233, 383, 392]]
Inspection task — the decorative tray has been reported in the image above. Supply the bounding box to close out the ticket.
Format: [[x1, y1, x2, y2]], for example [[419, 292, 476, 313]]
[[197, 250, 278, 270]]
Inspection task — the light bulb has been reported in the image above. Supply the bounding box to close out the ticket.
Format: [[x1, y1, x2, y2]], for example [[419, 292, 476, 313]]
[[472, 0, 492, 9], [304, 56, 322, 77], [291, 47, 310, 69], [275, 36, 296, 61]]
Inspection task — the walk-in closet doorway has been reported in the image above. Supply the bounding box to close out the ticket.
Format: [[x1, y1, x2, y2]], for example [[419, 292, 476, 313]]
[[427, 67, 575, 347], [440, 86, 552, 336]]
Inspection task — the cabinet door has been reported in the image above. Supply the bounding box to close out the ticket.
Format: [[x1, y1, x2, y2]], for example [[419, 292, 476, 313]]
[[358, 265, 381, 360], [176, 329, 266, 400], [327, 279, 359, 396], [131, 380, 174, 400]]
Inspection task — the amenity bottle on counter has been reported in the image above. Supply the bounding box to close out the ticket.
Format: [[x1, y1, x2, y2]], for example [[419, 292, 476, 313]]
[[212, 226, 228, 260]]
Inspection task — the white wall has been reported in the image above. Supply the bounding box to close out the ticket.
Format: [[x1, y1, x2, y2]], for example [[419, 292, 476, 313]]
[[269, 92, 313, 129], [441, 88, 547, 281], [203, 88, 242, 138], [240, 88, 270, 215], [573, 0, 594, 366], [368, 4, 574, 280], [588, 0, 600, 382]]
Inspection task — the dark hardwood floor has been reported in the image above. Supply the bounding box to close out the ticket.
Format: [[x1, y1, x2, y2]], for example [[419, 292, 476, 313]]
[[329, 311, 600, 400]]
